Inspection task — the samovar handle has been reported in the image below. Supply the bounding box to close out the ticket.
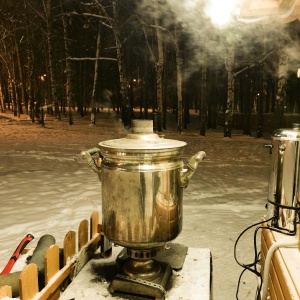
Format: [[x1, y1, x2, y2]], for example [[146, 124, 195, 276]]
[[81, 148, 102, 181], [180, 151, 206, 188]]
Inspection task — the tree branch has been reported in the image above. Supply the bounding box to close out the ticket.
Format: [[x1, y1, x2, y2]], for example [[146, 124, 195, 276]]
[[67, 57, 117, 61], [68, 12, 112, 29], [234, 48, 276, 77]]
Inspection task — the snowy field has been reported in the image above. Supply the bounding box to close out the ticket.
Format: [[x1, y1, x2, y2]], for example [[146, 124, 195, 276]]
[[0, 110, 272, 299]]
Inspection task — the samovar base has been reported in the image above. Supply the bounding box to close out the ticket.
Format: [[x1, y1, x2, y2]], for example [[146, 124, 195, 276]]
[[108, 260, 172, 300], [108, 248, 172, 299]]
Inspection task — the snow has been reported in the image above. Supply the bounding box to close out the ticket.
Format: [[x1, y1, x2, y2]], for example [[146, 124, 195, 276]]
[[0, 110, 272, 300]]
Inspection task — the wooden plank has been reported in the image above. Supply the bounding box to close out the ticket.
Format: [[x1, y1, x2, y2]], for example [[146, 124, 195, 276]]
[[45, 245, 60, 300], [90, 211, 99, 239], [19, 263, 39, 300], [279, 247, 300, 298], [261, 237, 284, 300], [62, 231, 76, 290], [78, 219, 88, 251], [63, 231, 76, 266], [270, 256, 284, 299], [262, 228, 273, 249], [268, 272, 278, 300], [270, 242, 298, 299], [70, 232, 101, 280], [261, 230, 279, 299], [0, 285, 12, 298], [273, 251, 299, 300], [262, 231, 290, 300], [45, 245, 60, 283]]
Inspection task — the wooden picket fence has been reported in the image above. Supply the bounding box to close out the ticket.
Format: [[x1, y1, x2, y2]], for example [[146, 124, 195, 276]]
[[0, 211, 101, 300]]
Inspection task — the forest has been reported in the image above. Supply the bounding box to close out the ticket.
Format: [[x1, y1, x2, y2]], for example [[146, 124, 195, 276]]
[[0, 0, 300, 137]]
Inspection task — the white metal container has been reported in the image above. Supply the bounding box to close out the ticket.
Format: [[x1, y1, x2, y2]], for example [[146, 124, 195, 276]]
[[266, 123, 300, 233]]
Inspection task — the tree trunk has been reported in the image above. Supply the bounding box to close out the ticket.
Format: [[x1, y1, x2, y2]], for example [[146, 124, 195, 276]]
[[43, 0, 61, 121], [224, 37, 235, 138], [256, 27, 268, 138], [24, 0, 36, 123], [14, 35, 27, 115], [242, 71, 251, 135], [60, 0, 73, 125], [183, 46, 190, 129], [256, 64, 264, 138], [90, 22, 101, 125], [13, 77, 20, 118], [0, 84, 5, 113], [174, 25, 183, 133], [144, 52, 149, 119], [274, 26, 288, 130], [111, 0, 129, 127], [200, 50, 207, 136], [155, 18, 164, 132], [208, 65, 217, 129], [8, 68, 18, 117]]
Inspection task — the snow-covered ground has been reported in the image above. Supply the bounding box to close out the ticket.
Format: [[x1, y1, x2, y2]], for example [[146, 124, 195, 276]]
[[0, 110, 272, 299]]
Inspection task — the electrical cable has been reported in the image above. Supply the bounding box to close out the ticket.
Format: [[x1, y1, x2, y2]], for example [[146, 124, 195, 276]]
[[234, 216, 275, 300], [234, 220, 265, 299]]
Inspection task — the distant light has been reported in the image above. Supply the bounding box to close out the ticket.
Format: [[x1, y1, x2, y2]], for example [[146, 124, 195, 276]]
[[205, 0, 239, 26]]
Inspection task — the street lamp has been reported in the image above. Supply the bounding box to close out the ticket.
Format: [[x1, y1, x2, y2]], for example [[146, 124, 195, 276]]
[[205, 0, 239, 26]]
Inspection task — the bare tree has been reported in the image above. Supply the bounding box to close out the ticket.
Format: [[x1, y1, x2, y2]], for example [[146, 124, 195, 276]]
[[224, 30, 235, 138], [60, 0, 74, 125], [90, 22, 101, 125], [80, 0, 129, 126], [154, 18, 164, 131], [14, 33, 27, 115], [0, 83, 5, 112], [0, 1, 26, 118], [200, 48, 207, 136], [43, 0, 62, 121], [173, 24, 183, 133]]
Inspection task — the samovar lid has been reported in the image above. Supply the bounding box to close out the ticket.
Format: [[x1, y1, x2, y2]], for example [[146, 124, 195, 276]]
[[99, 119, 186, 150], [272, 123, 300, 141]]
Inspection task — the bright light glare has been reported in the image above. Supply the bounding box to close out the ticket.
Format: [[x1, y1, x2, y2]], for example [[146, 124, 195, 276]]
[[205, 0, 239, 26], [184, 0, 199, 10]]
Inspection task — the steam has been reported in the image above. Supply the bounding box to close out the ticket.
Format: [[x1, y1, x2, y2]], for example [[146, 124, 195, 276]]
[[136, 0, 300, 78], [136, 0, 227, 76]]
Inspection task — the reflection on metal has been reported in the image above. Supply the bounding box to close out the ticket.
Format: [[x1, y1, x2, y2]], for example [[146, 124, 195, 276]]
[[81, 119, 206, 249], [266, 123, 300, 233]]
